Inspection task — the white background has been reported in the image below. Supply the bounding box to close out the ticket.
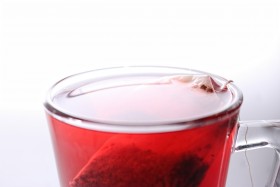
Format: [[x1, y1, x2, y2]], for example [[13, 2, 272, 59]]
[[0, 0, 280, 186]]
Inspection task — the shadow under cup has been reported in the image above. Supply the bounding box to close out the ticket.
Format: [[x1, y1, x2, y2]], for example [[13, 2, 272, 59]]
[[44, 66, 243, 187]]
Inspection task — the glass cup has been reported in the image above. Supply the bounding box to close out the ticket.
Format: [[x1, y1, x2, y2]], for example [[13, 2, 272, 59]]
[[44, 66, 280, 187]]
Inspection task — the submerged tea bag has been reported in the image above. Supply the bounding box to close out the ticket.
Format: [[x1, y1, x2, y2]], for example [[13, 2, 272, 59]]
[[70, 124, 227, 187]]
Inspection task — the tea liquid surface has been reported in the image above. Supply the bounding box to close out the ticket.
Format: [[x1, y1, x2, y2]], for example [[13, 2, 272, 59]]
[[53, 75, 232, 125]]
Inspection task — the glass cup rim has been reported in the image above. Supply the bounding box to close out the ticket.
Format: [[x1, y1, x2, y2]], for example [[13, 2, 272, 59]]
[[44, 66, 243, 133]]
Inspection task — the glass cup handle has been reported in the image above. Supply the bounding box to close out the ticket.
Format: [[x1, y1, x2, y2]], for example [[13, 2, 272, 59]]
[[228, 120, 280, 187]]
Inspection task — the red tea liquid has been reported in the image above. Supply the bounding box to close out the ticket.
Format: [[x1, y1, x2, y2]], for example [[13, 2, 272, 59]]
[[46, 75, 239, 187]]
